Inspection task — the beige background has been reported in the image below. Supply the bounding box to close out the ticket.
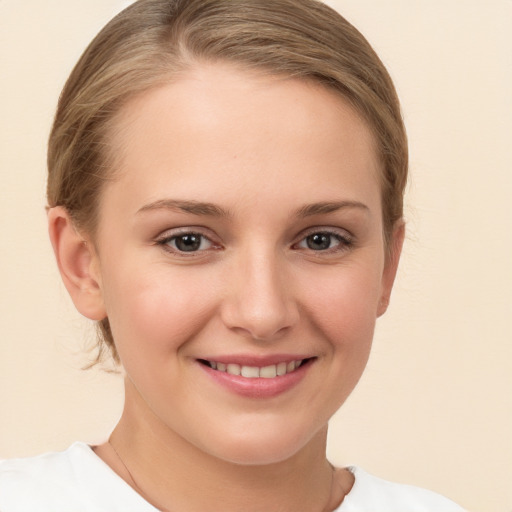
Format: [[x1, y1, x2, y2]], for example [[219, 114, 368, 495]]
[[1, 1, 511, 511]]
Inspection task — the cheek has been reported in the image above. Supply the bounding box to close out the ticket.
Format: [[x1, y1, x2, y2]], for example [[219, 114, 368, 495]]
[[101, 266, 217, 358], [300, 263, 383, 345]]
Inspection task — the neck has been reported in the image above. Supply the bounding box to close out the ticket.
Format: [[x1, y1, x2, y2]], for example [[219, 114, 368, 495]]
[[100, 379, 347, 512]]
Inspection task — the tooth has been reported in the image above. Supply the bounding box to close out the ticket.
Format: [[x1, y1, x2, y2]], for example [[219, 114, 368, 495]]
[[210, 361, 217, 369], [241, 366, 260, 378], [276, 362, 287, 376], [287, 361, 296, 373], [217, 362, 227, 372], [260, 365, 277, 378], [226, 364, 241, 376]]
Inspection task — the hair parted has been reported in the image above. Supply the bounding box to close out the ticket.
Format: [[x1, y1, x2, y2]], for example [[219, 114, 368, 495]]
[[47, 0, 408, 365]]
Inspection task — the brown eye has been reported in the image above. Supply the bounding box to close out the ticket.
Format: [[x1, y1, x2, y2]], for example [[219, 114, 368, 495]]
[[174, 234, 202, 252], [162, 233, 213, 252]]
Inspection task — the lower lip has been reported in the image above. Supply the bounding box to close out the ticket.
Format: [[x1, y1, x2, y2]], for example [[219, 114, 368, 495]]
[[198, 360, 313, 399]]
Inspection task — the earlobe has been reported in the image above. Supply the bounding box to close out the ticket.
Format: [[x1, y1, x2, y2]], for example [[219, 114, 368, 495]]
[[47, 206, 106, 321], [377, 221, 405, 317]]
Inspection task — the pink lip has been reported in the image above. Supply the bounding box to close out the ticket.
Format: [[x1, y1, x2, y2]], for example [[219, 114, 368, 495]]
[[197, 357, 314, 399]]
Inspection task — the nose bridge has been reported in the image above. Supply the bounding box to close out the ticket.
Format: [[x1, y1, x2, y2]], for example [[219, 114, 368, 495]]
[[221, 242, 298, 340]]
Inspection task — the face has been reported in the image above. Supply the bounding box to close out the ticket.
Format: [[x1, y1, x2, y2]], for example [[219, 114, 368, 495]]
[[89, 63, 400, 465]]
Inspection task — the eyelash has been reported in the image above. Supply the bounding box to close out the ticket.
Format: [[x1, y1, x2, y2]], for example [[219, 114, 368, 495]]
[[155, 228, 354, 256]]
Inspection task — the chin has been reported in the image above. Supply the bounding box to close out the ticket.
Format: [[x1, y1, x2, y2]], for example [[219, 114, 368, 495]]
[[211, 442, 303, 466], [198, 420, 325, 466]]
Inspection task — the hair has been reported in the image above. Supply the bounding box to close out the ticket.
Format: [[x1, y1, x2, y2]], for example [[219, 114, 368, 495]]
[[47, 0, 408, 364]]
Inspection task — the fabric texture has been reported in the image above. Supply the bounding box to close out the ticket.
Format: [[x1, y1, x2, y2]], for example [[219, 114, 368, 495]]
[[0, 443, 465, 512]]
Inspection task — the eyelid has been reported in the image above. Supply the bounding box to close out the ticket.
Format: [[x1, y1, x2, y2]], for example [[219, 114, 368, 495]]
[[295, 225, 353, 241]]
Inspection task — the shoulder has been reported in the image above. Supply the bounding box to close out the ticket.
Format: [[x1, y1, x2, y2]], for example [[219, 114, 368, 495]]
[[0, 442, 156, 512], [338, 466, 466, 512]]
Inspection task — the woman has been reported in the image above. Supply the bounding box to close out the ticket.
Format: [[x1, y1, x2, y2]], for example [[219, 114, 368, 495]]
[[0, 0, 466, 510]]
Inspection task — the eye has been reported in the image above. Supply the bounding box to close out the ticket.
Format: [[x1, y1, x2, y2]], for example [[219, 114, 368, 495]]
[[158, 232, 214, 253], [295, 230, 353, 253]]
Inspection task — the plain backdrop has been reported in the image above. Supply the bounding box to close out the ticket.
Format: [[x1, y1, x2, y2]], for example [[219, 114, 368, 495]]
[[1, 1, 511, 511]]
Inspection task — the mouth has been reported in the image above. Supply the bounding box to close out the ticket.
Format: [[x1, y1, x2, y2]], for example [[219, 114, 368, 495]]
[[197, 358, 314, 379]]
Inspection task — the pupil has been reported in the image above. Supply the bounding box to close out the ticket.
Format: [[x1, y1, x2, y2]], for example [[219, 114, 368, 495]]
[[307, 233, 330, 250], [176, 234, 201, 252]]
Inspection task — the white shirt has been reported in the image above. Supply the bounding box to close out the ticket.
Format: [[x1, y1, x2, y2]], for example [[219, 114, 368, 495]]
[[0, 442, 466, 511]]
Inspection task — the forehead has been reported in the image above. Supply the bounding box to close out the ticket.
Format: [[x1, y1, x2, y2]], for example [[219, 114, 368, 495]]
[[103, 63, 381, 217]]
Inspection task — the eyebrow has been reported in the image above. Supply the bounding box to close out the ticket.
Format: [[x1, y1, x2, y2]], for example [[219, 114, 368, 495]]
[[136, 198, 369, 218], [296, 201, 370, 218], [137, 199, 230, 217]]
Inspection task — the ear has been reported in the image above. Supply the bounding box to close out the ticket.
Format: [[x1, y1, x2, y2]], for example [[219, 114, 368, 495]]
[[377, 221, 405, 317], [48, 206, 106, 321]]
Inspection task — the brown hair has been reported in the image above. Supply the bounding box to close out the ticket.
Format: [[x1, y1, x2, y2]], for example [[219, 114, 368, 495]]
[[47, 0, 408, 364]]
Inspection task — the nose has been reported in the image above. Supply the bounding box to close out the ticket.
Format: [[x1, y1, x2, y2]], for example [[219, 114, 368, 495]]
[[220, 248, 299, 341]]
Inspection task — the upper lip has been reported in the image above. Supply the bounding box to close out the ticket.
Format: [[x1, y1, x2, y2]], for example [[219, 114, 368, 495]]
[[196, 354, 314, 367]]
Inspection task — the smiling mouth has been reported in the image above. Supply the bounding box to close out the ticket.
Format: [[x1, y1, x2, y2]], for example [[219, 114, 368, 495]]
[[198, 358, 313, 379]]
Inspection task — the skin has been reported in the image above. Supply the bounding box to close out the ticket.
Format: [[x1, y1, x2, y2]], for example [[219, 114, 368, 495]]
[[48, 62, 404, 512]]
